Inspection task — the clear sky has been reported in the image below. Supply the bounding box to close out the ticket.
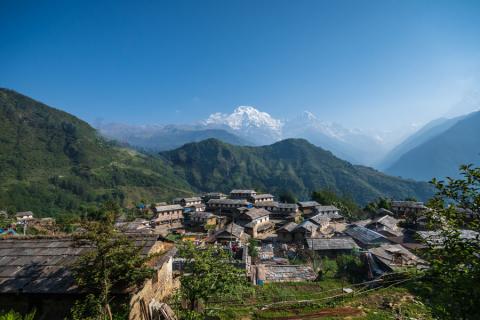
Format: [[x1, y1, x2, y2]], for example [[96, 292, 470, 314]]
[[1, 0, 480, 130]]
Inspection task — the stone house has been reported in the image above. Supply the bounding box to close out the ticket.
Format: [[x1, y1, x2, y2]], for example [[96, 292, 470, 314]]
[[391, 201, 427, 218], [206, 199, 251, 214], [152, 204, 184, 225], [297, 201, 321, 217], [365, 215, 403, 237], [276, 222, 298, 242], [292, 220, 319, 242], [248, 193, 275, 204], [229, 189, 257, 199], [173, 197, 202, 207], [316, 205, 344, 221], [15, 211, 34, 221], [237, 208, 274, 238], [187, 211, 218, 230], [0, 235, 176, 320], [211, 223, 250, 244]]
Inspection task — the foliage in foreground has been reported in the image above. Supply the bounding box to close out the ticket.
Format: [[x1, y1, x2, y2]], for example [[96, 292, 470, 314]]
[[175, 242, 250, 319], [425, 164, 480, 319], [0, 310, 35, 320], [70, 212, 158, 320]]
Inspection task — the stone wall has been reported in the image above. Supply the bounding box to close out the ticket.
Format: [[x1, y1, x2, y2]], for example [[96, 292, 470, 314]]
[[129, 247, 178, 320]]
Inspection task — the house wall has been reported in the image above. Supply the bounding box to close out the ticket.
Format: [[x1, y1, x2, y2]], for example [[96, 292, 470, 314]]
[[153, 210, 183, 224], [129, 248, 177, 320]]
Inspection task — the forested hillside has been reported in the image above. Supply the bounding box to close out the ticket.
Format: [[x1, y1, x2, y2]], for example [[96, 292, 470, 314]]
[[161, 138, 434, 205], [0, 89, 193, 215]]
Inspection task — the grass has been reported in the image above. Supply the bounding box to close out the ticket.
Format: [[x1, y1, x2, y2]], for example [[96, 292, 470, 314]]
[[207, 278, 434, 320]]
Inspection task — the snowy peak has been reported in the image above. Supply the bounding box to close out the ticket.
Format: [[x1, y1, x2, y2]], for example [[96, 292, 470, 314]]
[[205, 106, 283, 131], [205, 106, 282, 130], [203, 106, 283, 145]]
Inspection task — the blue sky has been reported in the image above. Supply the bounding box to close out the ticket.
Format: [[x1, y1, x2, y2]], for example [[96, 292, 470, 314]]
[[1, 0, 480, 130]]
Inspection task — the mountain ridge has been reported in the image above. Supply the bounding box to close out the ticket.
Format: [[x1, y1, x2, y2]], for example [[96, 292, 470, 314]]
[[160, 137, 434, 205]]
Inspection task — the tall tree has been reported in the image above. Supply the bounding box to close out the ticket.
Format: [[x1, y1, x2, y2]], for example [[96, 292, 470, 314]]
[[425, 164, 480, 319], [71, 218, 157, 319]]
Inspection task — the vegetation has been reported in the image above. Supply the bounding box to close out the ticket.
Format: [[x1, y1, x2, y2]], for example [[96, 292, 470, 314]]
[[175, 242, 250, 319], [423, 164, 480, 319], [311, 189, 363, 220], [0, 310, 35, 320], [71, 210, 158, 320], [0, 89, 194, 217], [161, 138, 434, 205]]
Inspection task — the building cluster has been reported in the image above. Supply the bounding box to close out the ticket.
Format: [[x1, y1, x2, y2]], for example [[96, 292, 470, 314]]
[[2, 194, 477, 318]]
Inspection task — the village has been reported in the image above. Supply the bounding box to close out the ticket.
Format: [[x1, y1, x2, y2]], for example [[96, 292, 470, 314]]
[[1, 188, 462, 319]]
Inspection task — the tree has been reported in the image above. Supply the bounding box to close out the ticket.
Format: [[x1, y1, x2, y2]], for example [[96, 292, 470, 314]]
[[311, 189, 361, 220], [176, 242, 249, 317], [248, 238, 259, 263], [424, 164, 480, 319], [71, 219, 157, 320], [278, 190, 297, 204]]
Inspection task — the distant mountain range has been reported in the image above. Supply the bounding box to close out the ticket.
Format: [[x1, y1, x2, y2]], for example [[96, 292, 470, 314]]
[[160, 138, 433, 205], [0, 89, 434, 215], [98, 106, 397, 165], [384, 111, 480, 181]]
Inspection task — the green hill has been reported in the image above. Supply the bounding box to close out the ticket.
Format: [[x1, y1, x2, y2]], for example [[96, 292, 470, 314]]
[[0, 89, 194, 216], [161, 138, 434, 205]]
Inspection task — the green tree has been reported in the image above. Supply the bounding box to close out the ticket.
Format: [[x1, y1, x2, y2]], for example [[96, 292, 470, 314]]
[[71, 219, 157, 320], [278, 190, 297, 204], [311, 189, 361, 220], [248, 238, 259, 263], [0, 310, 35, 320], [176, 242, 249, 317], [424, 164, 480, 319]]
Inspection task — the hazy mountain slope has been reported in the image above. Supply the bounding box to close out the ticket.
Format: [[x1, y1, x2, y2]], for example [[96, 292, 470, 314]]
[[385, 111, 480, 181], [379, 115, 465, 170], [0, 89, 194, 215], [98, 123, 252, 152], [161, 138, 434, 205]]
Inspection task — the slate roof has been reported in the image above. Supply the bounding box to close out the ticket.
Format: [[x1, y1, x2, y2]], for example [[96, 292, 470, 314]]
[[207, 199, 250, 205], [174, 197, 202, 203], [230, 189, 256, 194], [154, 204, 183, 212], [0, 234, 161, 294], [190, 211, 216, 219], [371, 215, 400, 230], [216, 223, 249, 240], [250, 194, 274, 199], [345, 225, 389, 246], [241, 208, 270, 220], [297, 201, 320, 208], [277, 222, 298, 233], [15, 211, 33, 218], [416, 229, 479, 246], [277, 203, 298, 210], [309, 214, 331, 226], [261, 265, 317, 282], [369, 244, 427, 269], [306, 237, 359, 251], [294, 220, 318, 233]]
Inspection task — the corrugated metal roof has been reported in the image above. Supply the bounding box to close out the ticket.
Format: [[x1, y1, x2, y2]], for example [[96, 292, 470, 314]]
[[345, 226, 388, 245]]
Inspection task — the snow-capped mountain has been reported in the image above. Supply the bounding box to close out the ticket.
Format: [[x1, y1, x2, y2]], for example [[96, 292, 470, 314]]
[[97, 106, 405, 166], [283, 111, 389, 165], [204, 106, 283, 144]]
